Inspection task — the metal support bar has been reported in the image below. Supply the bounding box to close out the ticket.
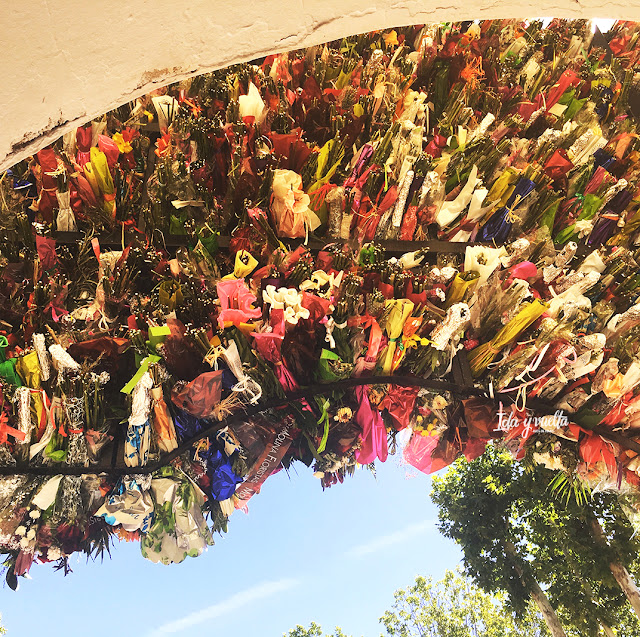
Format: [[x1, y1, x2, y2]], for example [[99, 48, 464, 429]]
[[53, 231, 477, 255], [2, 374, 639, 476]]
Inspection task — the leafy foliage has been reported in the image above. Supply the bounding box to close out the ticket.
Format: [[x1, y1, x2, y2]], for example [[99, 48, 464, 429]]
[[286, 622, 351, 637], [431, 447, 534, 614], [286, 570, 550, 637], [380, 570, 550, 637], [431, 445, 640, 636]]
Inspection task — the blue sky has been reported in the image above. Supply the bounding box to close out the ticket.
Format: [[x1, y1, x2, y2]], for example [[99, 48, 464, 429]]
[[1, 456, 461, 636]]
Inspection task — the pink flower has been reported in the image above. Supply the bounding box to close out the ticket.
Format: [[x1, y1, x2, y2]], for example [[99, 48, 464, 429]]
[[216, 279, 262, 328]]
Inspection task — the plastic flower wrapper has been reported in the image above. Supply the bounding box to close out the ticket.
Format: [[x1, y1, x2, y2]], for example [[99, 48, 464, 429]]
[[307, 137, 346, 213], [547, 270, 601, 318], [124, 371, 153, 467], [380, 385, 419, 431], [605, 300, 640, 345], [469, 298, 548, 377], [234, 412, 295, 506], [141, 466, 214, 565], [316, 349, 353, 382], [192, 436, 243, 503], [148, 365, 178, 453], [170, 371, 223, 420], [96, 474, 154, 532], [470, 274, 533, 342], [0, 335, 22, 386], [54, 172, 78, 233], [75, 125, 92, 168], [251, 309, 297, 391], [554, 166, 614, 245], [0, 473, 45, 548], [374, 299, 413, 374], [350, 308, 384, 377], [389, 312, 424, 371], [85, 148, 116, 219], [490, 317, 575, 392], [479, 173, 539, 243], [354, 385, 388, 465], [61, 377, 90, 471], [97, 134, 120, 170], [405, 417, 447, 471], [216, 278, 262, 328], [325, 186, 345, 239], [409, 303, 471, 376], [444, 184, 494, 242], [270, 169, 321, 238], [435, 165, 480, 229], [219, 340, 262, 405], [34, 149, 59, 222], [443, 270, 478, 310], [588, 186, 634, 246]]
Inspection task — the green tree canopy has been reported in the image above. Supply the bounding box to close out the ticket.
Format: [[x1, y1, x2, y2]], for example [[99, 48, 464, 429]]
[[380, 569, 550, 637], [285, 569, 550, 637], [431, 445, 640, 636]]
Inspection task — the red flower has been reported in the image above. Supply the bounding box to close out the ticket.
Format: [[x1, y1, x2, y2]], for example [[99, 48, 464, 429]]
[[122, 127, 140, 144], [155, 132, 172, 158], [56, 523, 83, 554], [15, 550, 34, 576]]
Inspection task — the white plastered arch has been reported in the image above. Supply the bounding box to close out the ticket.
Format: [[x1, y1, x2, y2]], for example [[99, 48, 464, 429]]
[[0, 0, 634, 171]]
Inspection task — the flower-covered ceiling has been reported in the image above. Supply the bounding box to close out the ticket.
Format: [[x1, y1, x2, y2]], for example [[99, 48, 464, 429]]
[[2, 19, 640, 588]]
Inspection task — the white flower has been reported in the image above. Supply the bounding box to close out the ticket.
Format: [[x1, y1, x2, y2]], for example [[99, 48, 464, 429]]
[[15, 526, 26, 536], [464, 245, 508, 287], [262, 285, 310, 325], [29, 509, 41, 519], [27, 529, 36, 540], [238, 82, 266, 124], [47, 547, 62, 561], [19, 537, 29, 549], [575, 219, 594, 239], [532, 451, 566, 472], [270, 169, 320, 238]]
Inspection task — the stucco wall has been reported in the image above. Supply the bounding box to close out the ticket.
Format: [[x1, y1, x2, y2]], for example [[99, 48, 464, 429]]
[[0, 1, 632, 171]]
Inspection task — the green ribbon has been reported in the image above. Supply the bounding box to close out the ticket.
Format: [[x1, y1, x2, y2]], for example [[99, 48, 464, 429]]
[[146, 325, 171, 353], [359, 245, 375, 265], [555, 193, 601, 245], [196, 230, 219, 258], [0, 335, 22, 387], [316, 397, 331, 453], [317, 349, 340, 382], [121, 355, 161, 394]]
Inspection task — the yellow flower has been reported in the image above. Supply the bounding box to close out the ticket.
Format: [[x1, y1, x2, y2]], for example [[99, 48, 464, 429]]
[[112, 132, 133, 154], [383, 30, 399, 47]]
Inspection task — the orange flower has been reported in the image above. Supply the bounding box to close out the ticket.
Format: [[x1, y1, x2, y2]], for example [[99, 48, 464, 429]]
[[460, 56, 485, 93], [115, 528, 141, 542], [155, 132, 172, 158], [383, 30, 399, 48]]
